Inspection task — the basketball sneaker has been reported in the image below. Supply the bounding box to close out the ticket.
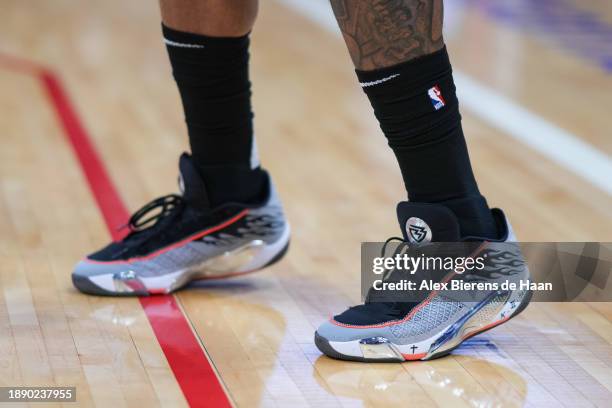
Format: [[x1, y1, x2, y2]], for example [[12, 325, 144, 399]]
[[315, 201, 531, 362], [72, 153, 290, 296]]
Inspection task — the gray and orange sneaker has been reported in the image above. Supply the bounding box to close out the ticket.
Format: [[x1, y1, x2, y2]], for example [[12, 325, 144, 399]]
[[315, 202, 530, 362], [72, 153, 290, 296]]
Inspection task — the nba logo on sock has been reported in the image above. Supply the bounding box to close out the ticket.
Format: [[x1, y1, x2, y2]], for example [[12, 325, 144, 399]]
[[428, 85, 446, 110]]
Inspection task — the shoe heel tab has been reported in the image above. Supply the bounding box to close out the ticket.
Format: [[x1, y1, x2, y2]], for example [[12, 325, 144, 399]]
[[491, 208, 517, 242]]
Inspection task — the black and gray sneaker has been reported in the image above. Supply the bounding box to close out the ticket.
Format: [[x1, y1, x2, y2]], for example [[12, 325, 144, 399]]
[[72, 153, 290, 296], [315, 201, 531, 362]]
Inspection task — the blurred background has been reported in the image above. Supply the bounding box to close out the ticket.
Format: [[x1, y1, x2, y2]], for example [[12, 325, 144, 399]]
[[1, 1, 611, 407]]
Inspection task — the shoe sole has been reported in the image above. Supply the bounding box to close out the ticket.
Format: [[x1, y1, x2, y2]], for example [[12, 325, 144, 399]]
[[73, 227, 290, 296], [315, 289, 532, 362]]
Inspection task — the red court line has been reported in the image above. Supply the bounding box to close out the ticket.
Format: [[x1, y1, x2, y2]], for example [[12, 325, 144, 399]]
[[41, 71, 131, 241], [0, 55, 232, 408]]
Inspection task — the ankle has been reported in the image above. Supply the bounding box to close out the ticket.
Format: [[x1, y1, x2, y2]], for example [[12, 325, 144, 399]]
[[196, 164, 267, 207], [435, 195, 499, 239]]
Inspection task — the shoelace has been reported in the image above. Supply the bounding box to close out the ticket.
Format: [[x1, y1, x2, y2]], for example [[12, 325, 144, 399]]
[[379, 236, 412, 281], [363, 236, 413, 311], [125, 194, 185, 233], [378, 236, 422, 317]]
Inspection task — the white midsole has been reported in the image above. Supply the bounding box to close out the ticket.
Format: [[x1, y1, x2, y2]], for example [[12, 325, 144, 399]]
[[329, 329, 447, 360]]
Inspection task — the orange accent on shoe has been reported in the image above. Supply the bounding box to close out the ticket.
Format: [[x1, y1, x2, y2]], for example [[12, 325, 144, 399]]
[[84, 209, 250, 265], [148, 288, 168, 295], [461, 315, 511, 341], [330, 242, 490, 329], [401, 352, 427, 361]]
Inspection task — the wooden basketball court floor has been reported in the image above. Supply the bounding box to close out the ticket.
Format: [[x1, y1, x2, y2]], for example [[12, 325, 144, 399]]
[[1, 0, 611, 406]]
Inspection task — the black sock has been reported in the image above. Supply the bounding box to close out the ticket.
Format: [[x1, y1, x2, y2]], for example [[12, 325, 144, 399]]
[[356, 47, 497, 238], [163, 24, 265, 206]]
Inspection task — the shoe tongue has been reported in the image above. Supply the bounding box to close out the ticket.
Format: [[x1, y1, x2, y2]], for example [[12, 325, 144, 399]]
[[396, 202, 461, 244], [178, 153, 210, 208]]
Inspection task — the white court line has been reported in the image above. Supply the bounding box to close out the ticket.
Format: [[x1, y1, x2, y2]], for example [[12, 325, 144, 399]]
[[453, 73, 612, 195], [278, 0, 612, 196]]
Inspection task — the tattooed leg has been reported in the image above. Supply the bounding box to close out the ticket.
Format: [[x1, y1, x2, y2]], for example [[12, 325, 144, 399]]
[[330, 0, 444, 70], [330, 0, 499, 237]]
